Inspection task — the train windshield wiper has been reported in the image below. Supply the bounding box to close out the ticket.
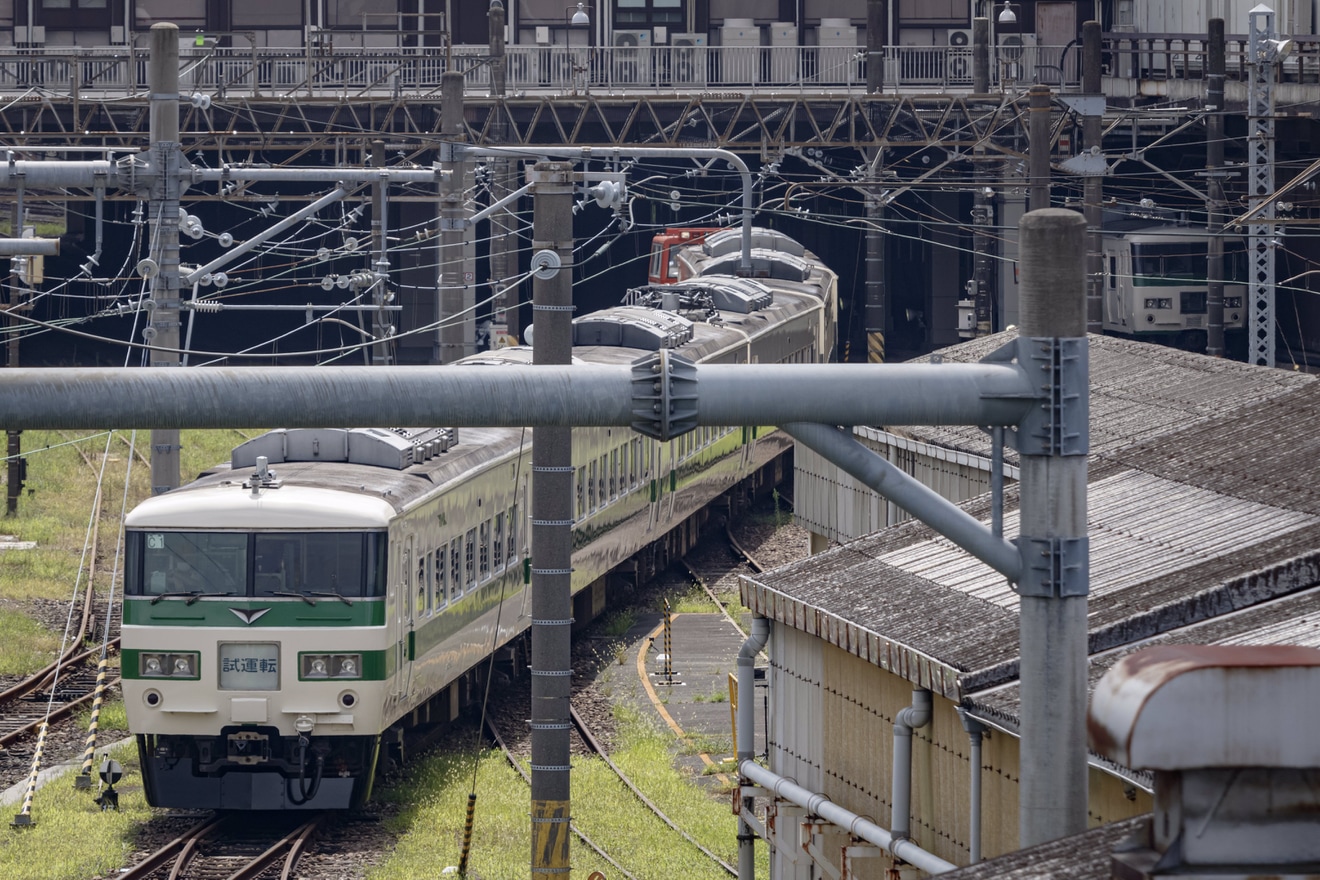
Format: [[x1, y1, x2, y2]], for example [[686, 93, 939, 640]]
[[149, 591, 232, 605], [308, 591, 354, 606], [271, 590, 317, 606], [150, 590, 203, 605]]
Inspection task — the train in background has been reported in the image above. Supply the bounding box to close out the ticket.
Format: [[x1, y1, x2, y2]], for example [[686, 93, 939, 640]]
[[120, 226, 837, 810], [1102, 225, 1248, 350]]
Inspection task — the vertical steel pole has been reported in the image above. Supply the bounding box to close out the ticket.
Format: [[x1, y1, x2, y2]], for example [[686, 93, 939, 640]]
[[439, 71, 470, 363], [1017, 208, 1089, 847], [148, 23, 181, 494], [487, 0, 518, 344], [1082, 21, 1103, 334], [1206, 18, 1227, 357], [866, 0, 887, 94], [972, 16, 989, 93], [1248, 7, 1276, 367], [370, 139, 393, 366], [529, 161, 575, 878]]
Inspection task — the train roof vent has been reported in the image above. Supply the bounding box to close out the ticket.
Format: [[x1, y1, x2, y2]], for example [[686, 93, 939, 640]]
[[572, 306, 694, 350], [697, 249, 813, 282], [702, 228, 806, 258], [232, 427, 458, 471]]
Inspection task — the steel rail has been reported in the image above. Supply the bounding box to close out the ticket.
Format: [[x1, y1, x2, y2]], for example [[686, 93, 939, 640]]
[[483, 716, 637, 880], [568, 704, 737, 877]]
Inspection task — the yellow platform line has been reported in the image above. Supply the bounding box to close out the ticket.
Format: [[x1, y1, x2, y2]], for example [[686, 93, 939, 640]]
[[636, 615, 732, 786]]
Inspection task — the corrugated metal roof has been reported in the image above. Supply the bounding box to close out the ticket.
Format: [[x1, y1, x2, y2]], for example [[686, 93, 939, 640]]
[[747, 335, 1320, 713], [901, 332, 1313, 462]]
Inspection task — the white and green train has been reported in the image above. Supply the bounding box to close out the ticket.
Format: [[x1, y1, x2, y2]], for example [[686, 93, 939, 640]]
[[1101, 225, 1248, 349], [121, 227, 837, 810]]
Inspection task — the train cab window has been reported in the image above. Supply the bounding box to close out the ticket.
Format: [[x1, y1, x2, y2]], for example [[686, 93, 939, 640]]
[[254, 532, 373, 599], [434, 547, 447, 610], [493, 515, 504, 571], [130, 531, 247, 597]]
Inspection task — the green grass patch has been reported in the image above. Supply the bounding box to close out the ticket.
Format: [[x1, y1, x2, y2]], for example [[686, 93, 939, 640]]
[[597, 608, 637, 639], [0, 740, 151, 880], [668, 585, 719, 614], [0, 608, 60, 674], [76, 695, 127, 733]]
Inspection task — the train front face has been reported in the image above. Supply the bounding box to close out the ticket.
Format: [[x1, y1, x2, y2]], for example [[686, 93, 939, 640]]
[[122, 482, 396, 810]]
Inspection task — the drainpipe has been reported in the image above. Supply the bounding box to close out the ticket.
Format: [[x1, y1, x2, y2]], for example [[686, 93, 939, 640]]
[[957, 707, 987, 863], [736, 614, 769, 880], [892, 688, 932, 841]]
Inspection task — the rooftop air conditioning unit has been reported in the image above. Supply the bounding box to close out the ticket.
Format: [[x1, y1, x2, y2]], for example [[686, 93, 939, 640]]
[[613, 29, 651, 85], [769, 23, 799, 83], [671, 33, 708, 87], [997, 32, 1036, 83], [947, 29, 973, 83]]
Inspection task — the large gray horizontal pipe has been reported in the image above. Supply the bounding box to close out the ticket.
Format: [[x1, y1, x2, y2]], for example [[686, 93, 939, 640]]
[[0, 363, 1035, 431], [0, 238, 59, 256], [740, 759, 957, 875]]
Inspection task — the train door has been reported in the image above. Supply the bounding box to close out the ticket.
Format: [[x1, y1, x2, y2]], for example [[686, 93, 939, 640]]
[[396, 535, 415, 700]]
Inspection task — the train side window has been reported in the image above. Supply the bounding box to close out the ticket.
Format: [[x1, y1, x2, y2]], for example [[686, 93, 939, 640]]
[[493, 514, 504, 571], [464, 529, 477, 591], [588, 459, 597, 512], [416, 552, 428, 617], [610, 448, 618, 500], [508, 507, 519, 561], [450, 538, 462, 603], [479, 520, 491, 582], [576, 467, 586, 520], [600, 455, 608, 502], [435, 547, 447, 610], [1109, 256, 1116, 289]]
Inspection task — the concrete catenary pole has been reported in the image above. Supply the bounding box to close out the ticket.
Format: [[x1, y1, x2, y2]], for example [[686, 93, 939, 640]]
[[487, 0, 519, 344], [1206, 18, 1227, 357], [866, 0, 887, 94], [370, 139, 393, 365], [972, 16, 989, 93], [528, 161, 575, 876], [864, 0, 888, 363], [1016, 208, 1089, 846], [1082, 21, 1103, 334], [148, 23, 182, 494], [1028, 85, 1052, 212], [439, 70, 471, 363]]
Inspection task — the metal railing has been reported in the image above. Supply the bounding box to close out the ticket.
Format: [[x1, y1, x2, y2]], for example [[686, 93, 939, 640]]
[[0, 35, 1313, 101]]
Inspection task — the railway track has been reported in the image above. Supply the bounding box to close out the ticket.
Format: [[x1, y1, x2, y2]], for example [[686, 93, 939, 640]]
[[0, 434, 124, 780], [118, 813, 324, 880]]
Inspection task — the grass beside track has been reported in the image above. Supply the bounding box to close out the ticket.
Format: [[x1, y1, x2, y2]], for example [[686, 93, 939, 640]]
[[0, 740, 150, 880], [372, 704, 762, 880]]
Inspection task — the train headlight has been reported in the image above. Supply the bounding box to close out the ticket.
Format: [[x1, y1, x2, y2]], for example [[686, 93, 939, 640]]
[[140, 651, 200, 679], [1143, 298, 1172, 310], [300, 653, 362, 680]]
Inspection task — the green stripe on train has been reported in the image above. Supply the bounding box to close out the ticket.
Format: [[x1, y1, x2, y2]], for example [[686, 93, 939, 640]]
[[122, 598, 386, 627], [121, 648, 391, 681]]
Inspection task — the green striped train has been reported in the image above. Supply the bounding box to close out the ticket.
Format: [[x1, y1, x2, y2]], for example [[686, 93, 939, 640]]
[[121, 227, 837, 810]]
